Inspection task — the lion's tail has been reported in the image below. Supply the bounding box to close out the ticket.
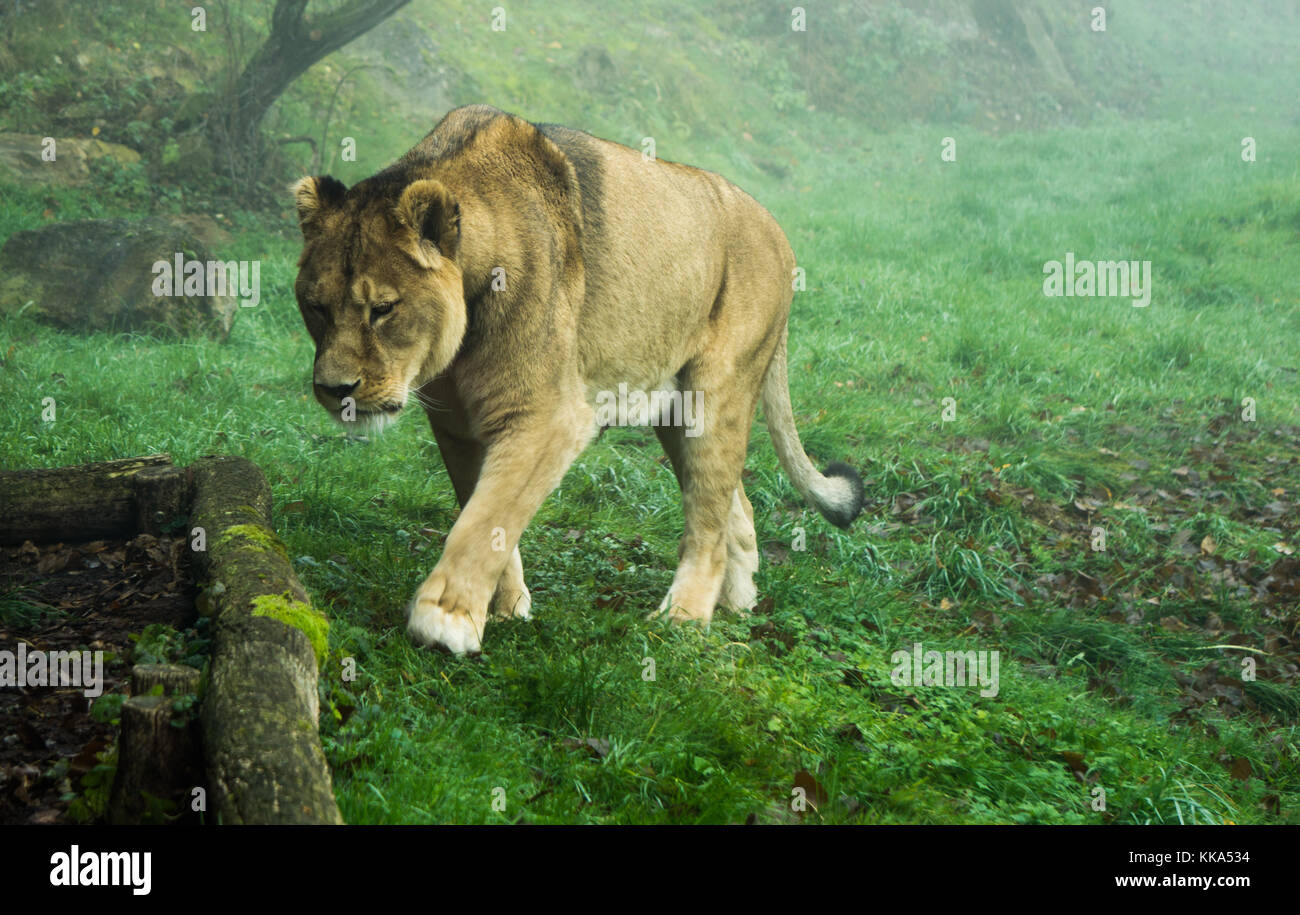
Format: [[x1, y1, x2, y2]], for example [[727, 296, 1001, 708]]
[[761, 325, 866, 529]]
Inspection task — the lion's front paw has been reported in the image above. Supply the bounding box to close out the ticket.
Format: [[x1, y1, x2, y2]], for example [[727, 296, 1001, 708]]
[[407, 575, 486, 654], [651, 590, 713, 626]]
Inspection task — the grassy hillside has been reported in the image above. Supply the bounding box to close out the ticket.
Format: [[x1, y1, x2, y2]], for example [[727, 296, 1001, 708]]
[[0, 0, 1297, 823], [7, 1, 1298, 203]]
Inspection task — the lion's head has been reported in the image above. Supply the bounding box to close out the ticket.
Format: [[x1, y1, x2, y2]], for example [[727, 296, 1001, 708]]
[[291, 174, 467, 433]]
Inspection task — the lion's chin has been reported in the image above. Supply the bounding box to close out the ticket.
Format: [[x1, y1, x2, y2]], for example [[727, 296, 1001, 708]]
[[333, 406, 402, 435]]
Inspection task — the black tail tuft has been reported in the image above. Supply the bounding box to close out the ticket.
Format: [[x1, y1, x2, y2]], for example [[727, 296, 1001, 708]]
[[819, 461, 866, 530]]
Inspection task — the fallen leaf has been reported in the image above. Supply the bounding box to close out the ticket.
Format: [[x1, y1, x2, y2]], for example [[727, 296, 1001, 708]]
[[70, 735, 110, 775], [28, 808, 61, 825], [562, 737, 610, 759], [793, 769, 828, 810], [1171, 529, 1198, 556]]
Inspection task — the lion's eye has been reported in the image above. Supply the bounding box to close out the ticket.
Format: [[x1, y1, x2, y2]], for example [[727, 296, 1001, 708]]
[[370, 301, 397, 322]]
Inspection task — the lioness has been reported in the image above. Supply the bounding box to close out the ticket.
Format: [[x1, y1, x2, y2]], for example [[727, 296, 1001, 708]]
[[292, 105, 864, 654]]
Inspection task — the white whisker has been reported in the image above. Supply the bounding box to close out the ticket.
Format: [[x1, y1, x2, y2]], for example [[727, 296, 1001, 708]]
[[409, 388, 447, 413]]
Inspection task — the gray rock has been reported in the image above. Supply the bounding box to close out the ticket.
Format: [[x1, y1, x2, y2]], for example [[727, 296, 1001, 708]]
[[0, 132, 142, 187], [0, 217, 239, 339]]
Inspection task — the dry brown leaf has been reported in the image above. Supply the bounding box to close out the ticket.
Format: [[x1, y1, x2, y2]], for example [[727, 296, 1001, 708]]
[[793, 769, 829, 810]]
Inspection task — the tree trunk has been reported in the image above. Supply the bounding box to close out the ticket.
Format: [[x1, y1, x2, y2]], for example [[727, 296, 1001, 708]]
[[225, 0, 412, 152]]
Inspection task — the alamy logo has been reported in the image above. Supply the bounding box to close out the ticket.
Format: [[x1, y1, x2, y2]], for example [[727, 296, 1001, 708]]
[[1043, 252, 1151, 307], [594, 383, 703, 438], [49, 846, 151, 895], [152, 253, 261, 307], [0, 644, 104, 697], [891, 641, 1000, 697]]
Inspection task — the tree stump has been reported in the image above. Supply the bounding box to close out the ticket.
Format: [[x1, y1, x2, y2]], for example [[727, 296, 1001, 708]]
[[132, 662, 201, 697], [107, 662, 203, 825], [131, 465, 193, 535]]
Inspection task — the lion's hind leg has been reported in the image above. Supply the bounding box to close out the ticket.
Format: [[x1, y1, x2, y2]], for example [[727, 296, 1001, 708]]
[[652, 368, 763, 625], [719, 485, 759, 612]]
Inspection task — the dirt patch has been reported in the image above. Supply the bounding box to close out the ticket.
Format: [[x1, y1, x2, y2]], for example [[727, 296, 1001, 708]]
[[0, 533, 195, 824]]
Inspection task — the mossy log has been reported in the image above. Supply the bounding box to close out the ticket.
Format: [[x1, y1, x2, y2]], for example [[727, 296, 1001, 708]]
[[0, 453, 186, 544], [189, 454, 342, 825]]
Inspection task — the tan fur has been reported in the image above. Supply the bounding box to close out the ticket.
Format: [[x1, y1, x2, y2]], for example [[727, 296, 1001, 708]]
[[292, 105, 863, 654]]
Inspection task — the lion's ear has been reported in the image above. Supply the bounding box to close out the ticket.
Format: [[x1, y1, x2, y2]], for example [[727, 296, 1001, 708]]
[[395, 179, 460, 266], [292, 175, 347, 236]]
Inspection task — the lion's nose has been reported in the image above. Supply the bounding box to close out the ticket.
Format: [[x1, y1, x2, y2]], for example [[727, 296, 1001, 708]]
[[317, 380, 360, 401]]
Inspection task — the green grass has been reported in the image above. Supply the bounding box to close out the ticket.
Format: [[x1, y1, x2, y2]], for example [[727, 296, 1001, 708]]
[[0, 585, 62, 628], [1, 1, 1298, 825]]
